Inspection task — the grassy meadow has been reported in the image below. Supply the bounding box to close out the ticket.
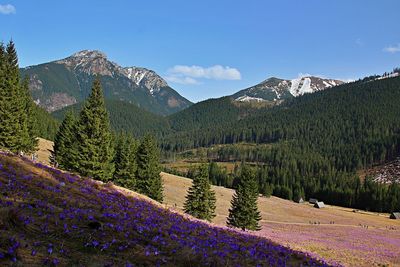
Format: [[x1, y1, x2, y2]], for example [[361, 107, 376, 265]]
[[34, 140, 400, 266]]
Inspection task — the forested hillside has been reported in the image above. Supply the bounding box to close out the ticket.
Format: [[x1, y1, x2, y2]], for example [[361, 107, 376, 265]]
[[161, 76, 400, 212], [168, 97, 243, 131], [164, 77, 400, 171], [52, 99, 171, 137]]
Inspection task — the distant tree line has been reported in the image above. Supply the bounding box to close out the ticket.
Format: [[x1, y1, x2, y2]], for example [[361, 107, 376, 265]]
[[174, 155, 400, 213]]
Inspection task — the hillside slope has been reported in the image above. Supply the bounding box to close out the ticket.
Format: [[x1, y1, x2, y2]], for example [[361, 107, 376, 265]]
[[52, 99, 171, 137], [0, 152, 330, 266]]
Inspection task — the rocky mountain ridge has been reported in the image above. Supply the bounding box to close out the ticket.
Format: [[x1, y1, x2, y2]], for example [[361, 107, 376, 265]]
[[21, 50, 192, 115], [232, 76, 344, 103]]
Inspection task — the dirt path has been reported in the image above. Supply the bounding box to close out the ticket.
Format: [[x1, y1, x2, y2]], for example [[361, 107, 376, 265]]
[[260, 219, 399, 231]]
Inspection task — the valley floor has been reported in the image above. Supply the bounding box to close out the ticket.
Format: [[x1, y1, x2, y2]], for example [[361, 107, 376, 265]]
[[162, 172, 400, 267]]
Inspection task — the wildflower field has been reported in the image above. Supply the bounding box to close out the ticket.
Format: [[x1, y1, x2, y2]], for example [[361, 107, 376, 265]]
[[0, 153, 331, 266], [163, 173, 400, 267]]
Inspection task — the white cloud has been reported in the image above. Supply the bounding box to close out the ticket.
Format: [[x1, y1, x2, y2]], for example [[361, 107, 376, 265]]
[[383, 44, 400, 53], [298, 73, 321, 78], [0, 4, 16, 14], [167, 64, 241, 85], [164, 76, 199, 85], [166, 64, 241, 85]]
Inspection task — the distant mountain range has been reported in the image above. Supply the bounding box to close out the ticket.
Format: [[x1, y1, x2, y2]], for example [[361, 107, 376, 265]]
[[20, 48, 348, 116], [231, 76, 343, 103], [20, 50, 192, 115], [20, 48, 349, 117]]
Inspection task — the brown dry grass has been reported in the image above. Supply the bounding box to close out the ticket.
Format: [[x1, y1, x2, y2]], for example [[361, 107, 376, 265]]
[[161, 172, 400, 267], [162, 172, 400, 228], [36, 138, 54, 165], [163, 161, 238, 174]]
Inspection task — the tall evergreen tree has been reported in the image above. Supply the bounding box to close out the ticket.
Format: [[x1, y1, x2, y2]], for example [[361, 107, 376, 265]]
[[113, 133, 138, 190], [184, 164, 216, 221], [227, 164, 261, 231], [0, 41, 36, 153], [0, 43, 7, 146], [136, 134, 163, 202], [52, 111, 78, 170], [0, 41, 21, 152], [74, 79, 114, 181]]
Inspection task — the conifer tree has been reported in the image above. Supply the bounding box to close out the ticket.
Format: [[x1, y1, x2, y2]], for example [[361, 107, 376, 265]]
[[0, 43, 7, 145], [0, 41, 21, 152], [184, 164, 216, 221], [136, 134, 163, 202], [227, 164, 261, 231], [74, 79, 114, 181], [113, 133, 138, 190], [0, 41, 36, 153], [52, 111, 78, 170]]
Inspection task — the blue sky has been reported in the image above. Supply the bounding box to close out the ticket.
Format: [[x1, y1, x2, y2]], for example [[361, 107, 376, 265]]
[[1, 0, 399, 102]]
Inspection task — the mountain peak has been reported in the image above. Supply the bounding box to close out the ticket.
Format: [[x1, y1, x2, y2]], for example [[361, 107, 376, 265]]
[[70, 50, 107, 59], [232, 75, 344, 103], [55, 49, 119, 76]]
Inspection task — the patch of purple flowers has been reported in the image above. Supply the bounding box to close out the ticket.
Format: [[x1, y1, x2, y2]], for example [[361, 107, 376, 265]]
[[0, 153, 337, 266]]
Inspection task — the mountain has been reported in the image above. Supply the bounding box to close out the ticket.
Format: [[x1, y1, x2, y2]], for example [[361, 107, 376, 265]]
[[232, 76, 343, 103], [166, 75, 344, 136], [20, 50, 192, 115]]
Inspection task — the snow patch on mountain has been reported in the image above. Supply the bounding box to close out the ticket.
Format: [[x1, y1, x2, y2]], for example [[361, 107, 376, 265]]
[[123, 67, 168, 95], [289, 78, 302, 97], [233, 75, 344, 103], [301, 77, 312, 94], [125, 67, 147, 85], [235, 95, 266, 102]]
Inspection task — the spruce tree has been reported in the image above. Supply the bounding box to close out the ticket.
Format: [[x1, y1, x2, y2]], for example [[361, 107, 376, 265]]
[[227, 164, 261, 231], [0, 41, 22, 152], [0, 43, 6, 144], [113, 133, 138, 190], [184, 164, 216, 221], [136, 134, 163, 202], [52, 111, 78, 170], [74, 79, 114, 181], [0, 40, 37, 153]]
